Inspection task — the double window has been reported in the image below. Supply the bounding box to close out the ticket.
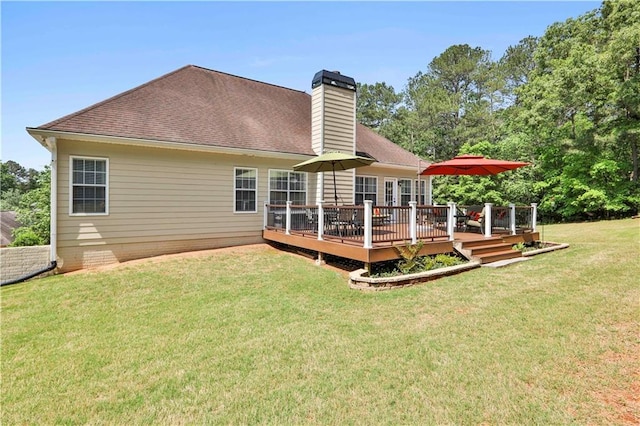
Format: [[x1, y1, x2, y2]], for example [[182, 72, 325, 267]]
[[70, 156, 108, 215], [355, 176, 377, 205], [269, 170, 306, 205], [234, 168, 258, 213]]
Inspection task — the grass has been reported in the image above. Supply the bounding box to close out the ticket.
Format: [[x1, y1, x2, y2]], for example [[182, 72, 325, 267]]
[[2, 219, 638, 424]]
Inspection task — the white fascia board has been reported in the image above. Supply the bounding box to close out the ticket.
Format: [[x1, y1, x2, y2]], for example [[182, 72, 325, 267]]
[[26, 128, 312, 161]]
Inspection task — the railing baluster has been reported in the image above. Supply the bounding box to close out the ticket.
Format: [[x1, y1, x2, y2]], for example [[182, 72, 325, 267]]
[[484, 203, 493, 237], [263, 201, 268, 230], [317, 202, 324, 241], [364, 201, 373, 248], [531, 203, 538, 232]]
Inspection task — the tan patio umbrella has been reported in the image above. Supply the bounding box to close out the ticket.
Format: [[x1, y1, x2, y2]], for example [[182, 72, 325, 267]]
[[293, 151, 375, 205]]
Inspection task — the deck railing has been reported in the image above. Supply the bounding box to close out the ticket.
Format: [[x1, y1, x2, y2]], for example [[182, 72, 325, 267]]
[[515, 205, 535, 232], [264, 201, 537, 247], [457, 203, 537, 236]]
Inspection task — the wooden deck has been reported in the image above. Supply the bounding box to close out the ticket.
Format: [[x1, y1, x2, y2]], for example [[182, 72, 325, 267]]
[[263, 227, 540, 266], [263, 202, 539, 267]]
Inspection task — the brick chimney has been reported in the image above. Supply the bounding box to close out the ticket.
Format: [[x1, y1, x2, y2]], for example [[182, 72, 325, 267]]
[[311, 70, 357, 204]]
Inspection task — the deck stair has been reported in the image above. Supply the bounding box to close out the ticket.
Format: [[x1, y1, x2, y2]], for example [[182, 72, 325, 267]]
[[454, 236, 522, 264]]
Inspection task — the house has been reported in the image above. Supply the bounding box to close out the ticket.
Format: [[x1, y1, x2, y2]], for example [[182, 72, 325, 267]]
[[27, 65, 430, 272]]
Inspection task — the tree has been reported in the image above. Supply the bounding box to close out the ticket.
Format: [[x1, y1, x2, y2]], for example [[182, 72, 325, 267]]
[[499, 36, 538, 105], [401, 44, 503, 161], [1, 160, 42, 211], [10, 166, 50, 246], [356, 82, 402, 130], [510, 1, 639, 219]]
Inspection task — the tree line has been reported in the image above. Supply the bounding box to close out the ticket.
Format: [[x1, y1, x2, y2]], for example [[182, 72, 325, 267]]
[[356, 0, 639, 221]]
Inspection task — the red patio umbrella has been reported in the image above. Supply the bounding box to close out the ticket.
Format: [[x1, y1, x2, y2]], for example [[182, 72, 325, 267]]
[[420, 154, 529, 176]]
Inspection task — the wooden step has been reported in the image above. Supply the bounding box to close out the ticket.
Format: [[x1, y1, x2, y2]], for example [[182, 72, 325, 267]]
[[460, 237, 503, 249], [469, 243, 513, 255], [476, 249, 522, 264]]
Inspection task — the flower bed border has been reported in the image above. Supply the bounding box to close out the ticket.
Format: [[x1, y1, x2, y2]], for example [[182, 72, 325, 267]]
[[521, 241, 570, 257], [349, 261, 481, 291]]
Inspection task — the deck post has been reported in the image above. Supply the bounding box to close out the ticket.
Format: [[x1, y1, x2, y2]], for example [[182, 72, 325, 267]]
[[484, 203, 493, 237], [285, 201, 292, 235], [509, 203, 517, 235], [263, 200, 269, 230], [317, 201, 324, 241], [447, 202, 456, 241], [409, 201, 417, 244], [531, 202, 538, 232], [364, 200, 373, 249]]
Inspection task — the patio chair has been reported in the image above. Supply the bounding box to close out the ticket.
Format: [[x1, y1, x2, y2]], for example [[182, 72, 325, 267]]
[[465, 207, 485, 233], [335, 207, 355, 236], [432, 207, 448, 229], [372, 207, 390, 226], [305, 208, 318, 232], [352, 208, 364, 235]]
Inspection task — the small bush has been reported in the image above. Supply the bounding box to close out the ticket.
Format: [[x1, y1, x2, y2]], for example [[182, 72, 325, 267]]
[[513, 242, 526, 252], [370, 252, 465, 277], [10, 228, 44, 247]]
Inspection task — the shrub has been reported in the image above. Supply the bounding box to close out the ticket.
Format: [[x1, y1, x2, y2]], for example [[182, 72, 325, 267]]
[[10, 228, 45, 247]]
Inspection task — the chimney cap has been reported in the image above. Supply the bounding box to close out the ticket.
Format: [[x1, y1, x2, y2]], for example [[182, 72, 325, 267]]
[[312, 70, 356, 91]]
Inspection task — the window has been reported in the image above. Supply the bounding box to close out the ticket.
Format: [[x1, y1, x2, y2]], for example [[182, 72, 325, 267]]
[[399, 179, 412, 206], [234, 168, 257, 213], [269, 170, 307, 205], [415, 179, 427, 205], [70, 156, 108, 215], [355, 176, 377, 205]]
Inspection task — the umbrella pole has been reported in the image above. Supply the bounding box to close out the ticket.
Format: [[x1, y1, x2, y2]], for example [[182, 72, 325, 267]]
[[332, 165, 342, 238], [332, 164, 338, 205]]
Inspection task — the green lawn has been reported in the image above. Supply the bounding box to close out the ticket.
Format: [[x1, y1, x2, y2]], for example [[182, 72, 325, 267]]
[[2, 219, 638, 424]]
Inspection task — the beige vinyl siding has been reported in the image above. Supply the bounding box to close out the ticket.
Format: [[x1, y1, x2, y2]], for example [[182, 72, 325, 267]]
[[310, 81, 357, 204], [311, 85, 324, 155], [322, 86, 355, 154], [55, 139, 317, 271], [355, 166, 423, 205], [310, 85, 355, 156], [323, 169, 354, 205]]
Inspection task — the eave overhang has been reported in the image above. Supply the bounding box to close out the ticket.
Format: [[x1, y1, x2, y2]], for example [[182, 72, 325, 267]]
[[26, 128, 312, 161]]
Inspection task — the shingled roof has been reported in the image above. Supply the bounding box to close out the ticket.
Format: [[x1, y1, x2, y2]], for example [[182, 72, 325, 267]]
[[0, 211, 19, 247], [34, 65, 421, 167]]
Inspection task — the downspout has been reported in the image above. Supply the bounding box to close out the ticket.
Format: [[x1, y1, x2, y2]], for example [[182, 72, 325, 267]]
[[0, 261, 57, 287], [1, 137, 58, 286], [46, 137, 58, 265]]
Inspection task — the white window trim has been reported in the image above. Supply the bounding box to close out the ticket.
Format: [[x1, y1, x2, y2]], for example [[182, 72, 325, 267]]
[[268, 169, 308, 205], [233, 167, 258, 214], [355, 175, 378, 205], [69, 155, 109, 216]]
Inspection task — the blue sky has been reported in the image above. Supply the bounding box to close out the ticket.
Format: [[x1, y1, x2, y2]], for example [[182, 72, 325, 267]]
[[2, 1, 599, 170]]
